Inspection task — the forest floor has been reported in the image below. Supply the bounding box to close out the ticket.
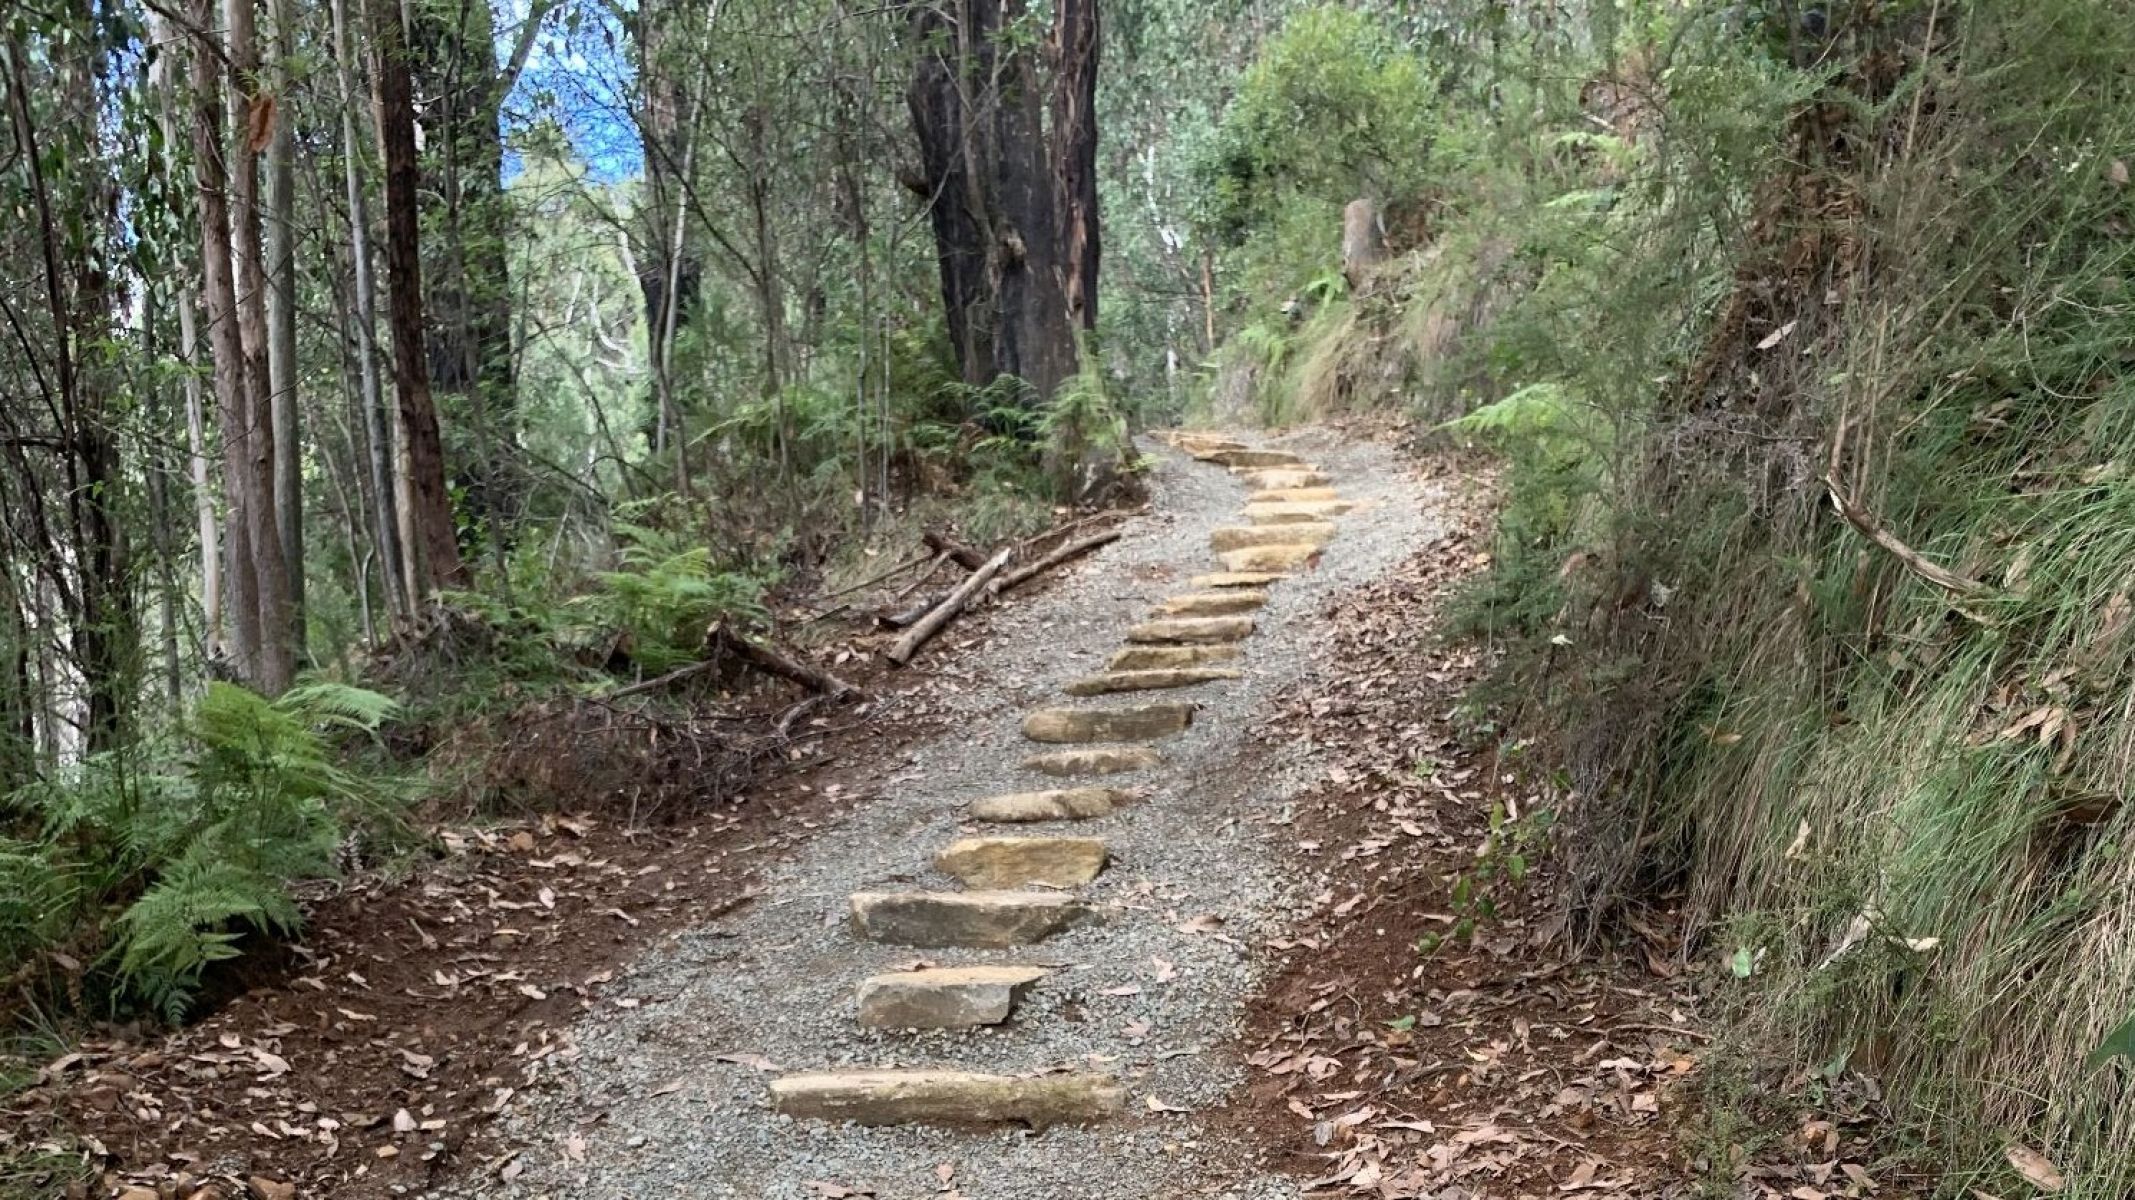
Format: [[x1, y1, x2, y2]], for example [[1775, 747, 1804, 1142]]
[[9, 431, 1912, 1200]]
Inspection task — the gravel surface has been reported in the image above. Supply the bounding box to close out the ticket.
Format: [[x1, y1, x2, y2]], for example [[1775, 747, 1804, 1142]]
[[443, 431, 1451, 1200]]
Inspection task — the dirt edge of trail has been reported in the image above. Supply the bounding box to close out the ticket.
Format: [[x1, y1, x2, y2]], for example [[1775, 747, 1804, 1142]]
[[1200, 454, 1926, 1200]]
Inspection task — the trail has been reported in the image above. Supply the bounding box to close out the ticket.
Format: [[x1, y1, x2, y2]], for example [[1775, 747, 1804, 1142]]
[[444, 430, 1457, 1198]]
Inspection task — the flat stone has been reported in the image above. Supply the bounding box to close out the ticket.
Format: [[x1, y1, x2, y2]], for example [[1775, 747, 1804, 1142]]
[[1020, 746, 1162, 777], [936, 836, 1108, 887], [970, 786, 1130, 822], [1237, 468, 1331, 490], [1125, 615, 1254, 644], [1160, 590, 1267, 616], [1211, 522, 1337, 552], [1220, 544, 1321, 572], [1189, 571, 1287, 590], [1107, 643, 1241, 671], [856, 966, 1050, 1028], [1210, 448, 1305, 468], [849, 890, 1098, 947], [1245, 501, 1353, 524], [1064, 667, 1241, 695], [1022, 702, 1195, 743], [769, 1069, 1124, 1127], [1249, 486, 1341, 503]]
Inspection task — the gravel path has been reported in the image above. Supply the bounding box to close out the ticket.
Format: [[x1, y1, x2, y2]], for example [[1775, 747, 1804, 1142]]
[[445, 430, 1451, 1200]]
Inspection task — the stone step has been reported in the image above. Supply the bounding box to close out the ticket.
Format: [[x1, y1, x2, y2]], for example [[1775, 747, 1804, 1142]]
[[970, 786, 1131, 822], [1160, 590, 1268, 616], [1022, 701, 1195, 743], [769, 1069, 1123, 1127], [1189, 571, 1287, 590], [849, 890, 1098, 948], [1245, 501, 1353, 525], [1237, 468, 1331, 490], [936, 836, 1107, 887], [1021, 746, 1162, 777], [1211, 448, 1305, 469], [856, 966, 1050, 1029], [1064, 667, 1241, 695], [1211, 522, 1337, 552], [1249, 486, 1341, 503], [1220, 544, 1322, 573], [1107, 643, 1241, 671], [1125, 615, 1254, 644]]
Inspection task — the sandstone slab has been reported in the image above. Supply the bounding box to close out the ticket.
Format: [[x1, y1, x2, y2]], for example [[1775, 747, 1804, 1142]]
[[1238, 468, 1331, 490], [935, 836, 1107, 887], [1064, 667, 1241, 695], [849, 890, 1097, 947], [1022, 702, 1195, 743], [1211, 522, 1337, 552], [1107, 643, 1241, 671], [1020, 746, 1162, 776], [1249, 486, 1341, 503], [1160, 590, 1267, 616], [1220, 544, 1321, 572], [769, 1069, 1123, 1127], [1210, 448, 1305, 468], [1245, 501, 1353, 524], [1189, 571, 1287, 590], [856, 966, 1049, 1028], [1125, 615, 1254, 644], [969, 786, 1130, 822]]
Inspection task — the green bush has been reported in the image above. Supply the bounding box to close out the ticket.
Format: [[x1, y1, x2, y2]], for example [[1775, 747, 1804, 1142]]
[[4, 682, 399, 1020]]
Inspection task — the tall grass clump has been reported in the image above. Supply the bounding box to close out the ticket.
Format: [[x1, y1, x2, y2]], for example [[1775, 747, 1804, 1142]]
[[1434, 1, 2135, 1190]]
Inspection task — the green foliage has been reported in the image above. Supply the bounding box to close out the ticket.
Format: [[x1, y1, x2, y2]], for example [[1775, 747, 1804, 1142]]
[[571, 522, 771, 672], [1191, 6, 1438, 245], [2, 682, 399, 1020]]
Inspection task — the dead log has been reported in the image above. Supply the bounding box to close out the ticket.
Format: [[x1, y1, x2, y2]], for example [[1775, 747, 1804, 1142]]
[[991, 529, 1120, 596], [887, 546, 1012, 666], [707, 623, 863, 699], [922, 529, 990, 571]]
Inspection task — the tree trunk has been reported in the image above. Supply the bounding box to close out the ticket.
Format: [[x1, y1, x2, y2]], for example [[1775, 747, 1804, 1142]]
[[224, 0, 297, 694], [1051, 0, 1101, 333], [191, 0, 266, 688], [905, 0, 1083, 407], [371, 0, 468, 597], [4, 19, 133, 745], [410, 0, 526, 539], [330, 0, 406, 618], [267, 0, 305, 654]]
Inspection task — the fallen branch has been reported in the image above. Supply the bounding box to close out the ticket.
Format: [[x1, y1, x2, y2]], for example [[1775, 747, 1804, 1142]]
[[1822, 473, 1990, 597], [605, 658, 719, 700], [709, 623, 864, 698], [922, 529, 990, 571], [887, 546, 1012, 666], [990, 528, 1121, 597], [875, 591, 947, 630]]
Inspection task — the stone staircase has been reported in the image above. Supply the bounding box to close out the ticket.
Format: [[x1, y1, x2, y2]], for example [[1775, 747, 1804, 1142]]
[[764, 433, 1348, 1128]]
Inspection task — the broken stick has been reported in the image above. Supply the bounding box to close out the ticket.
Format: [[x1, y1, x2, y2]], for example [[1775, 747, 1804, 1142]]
[[708, 623, 864, 698], [886, 546, 1012, 666], [991, 529, 1121, 596]]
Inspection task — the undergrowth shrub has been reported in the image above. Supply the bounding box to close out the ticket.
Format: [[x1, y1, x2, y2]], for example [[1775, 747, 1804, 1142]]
[[2, 682, 399, 1020]]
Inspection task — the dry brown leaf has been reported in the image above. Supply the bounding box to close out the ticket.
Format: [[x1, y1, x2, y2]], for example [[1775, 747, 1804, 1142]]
[[2003, 1145, 2065, 1193]]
